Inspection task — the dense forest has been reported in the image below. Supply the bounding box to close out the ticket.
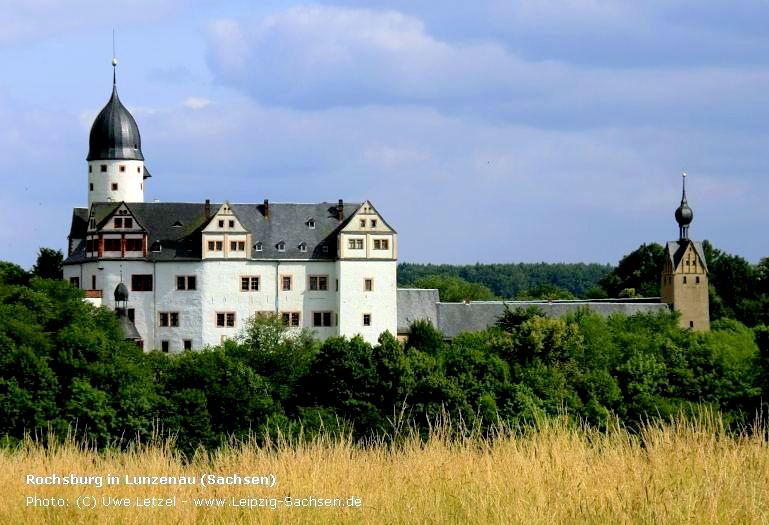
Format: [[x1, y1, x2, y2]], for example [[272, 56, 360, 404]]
[[1, 243, 768, 455], [397, 262, 612, 299]]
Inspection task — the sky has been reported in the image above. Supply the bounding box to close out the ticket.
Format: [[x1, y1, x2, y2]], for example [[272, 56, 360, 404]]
[[1, 1, 768, 268]]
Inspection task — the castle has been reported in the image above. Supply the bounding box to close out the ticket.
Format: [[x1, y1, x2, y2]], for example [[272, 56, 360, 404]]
[[63, 61, 397, 351], [63, 61, 709, 351]]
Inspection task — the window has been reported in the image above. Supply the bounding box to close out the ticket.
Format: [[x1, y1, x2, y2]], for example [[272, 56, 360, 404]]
[[373, 239, 389, 250], [89, 183, 94, 191], [91, 275, 96, 289], [137, 166, 142, 173], [159, 312, 179, 327], [229, 220, 235, 228], [69, 277, 80, 288], [255, 242, 263, 252], [363, 313, 372, 326], [216, 312, 236, 327], [309, 275, 328, 291], [277, 241, 286, 252], [364, 278, 373, 292], [89, 165, 93, 173], [347, 238, 363, 249], [177, 275, 196, 290], [119, 165, 126, 173], [101, 164, 107, 173], [230, 240, 246, 252], [89, 218, 96, 229], [131, 274, 153, 291], [299, 243, 307, 252], [696, 276, 701, 284], [689, 321, 694, 328], [104, 238, 121, 251], [114, 218, 123, 228], [281, 312, 301, 327], [126, 238, 142, 251], [208, 240, 223, 251], [282, 275, 292, 291], [111, 183, 118, 191], [161, 341, 169, 353], [218, 219, 225, 228], [371, 219, 377, 228], [683, 276, 687, 284], [183, 339, 192, 350], [322, 245, 329, 253], [313, 311, 333, 327], [307, 219, 315, 229], [127, 308, 135, 322], [241, 276, 260, 291], [359, 219, 366, 228], [124, 218, 133, 228]]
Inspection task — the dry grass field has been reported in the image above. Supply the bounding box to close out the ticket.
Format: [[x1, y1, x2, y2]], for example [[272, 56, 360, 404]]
[[2, 416, 769, 524]]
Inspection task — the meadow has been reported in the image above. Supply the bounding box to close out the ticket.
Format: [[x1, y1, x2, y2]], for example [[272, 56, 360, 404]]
[[2, 415, 769, 524]]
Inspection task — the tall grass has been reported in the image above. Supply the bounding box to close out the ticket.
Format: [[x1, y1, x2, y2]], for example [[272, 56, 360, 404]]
[[2, 414, 769, 524]]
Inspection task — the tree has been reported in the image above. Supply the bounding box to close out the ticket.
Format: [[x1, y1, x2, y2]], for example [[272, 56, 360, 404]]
[[32, 248, 63, 280], [413, 274, 497, 302], [598, 243, 664, 298]]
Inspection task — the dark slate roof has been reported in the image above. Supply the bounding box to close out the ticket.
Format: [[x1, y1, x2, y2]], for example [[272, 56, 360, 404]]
[[397, 288, 439, 333], [117, 312, 141, 340], [395, 295, 670, 338], [435, 300, 669, 338], [666, 240, 708, 273], [69, 208, 89, 238], [65, 201, 362, 264], [87, 84, 144, 161]]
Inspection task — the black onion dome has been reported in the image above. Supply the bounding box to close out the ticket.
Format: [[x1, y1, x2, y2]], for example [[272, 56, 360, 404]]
[[114, 282, 129, 302], [675, 202, 693, 226], [87, 84, 144, 161]]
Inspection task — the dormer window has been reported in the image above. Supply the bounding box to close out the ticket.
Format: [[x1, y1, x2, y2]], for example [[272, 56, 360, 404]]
[[299, 242, 307, 252], [172, 220, 183, 227], [307, 218, 315, 229], [255, 242, 263, 252], [277, 241, 286, 252], [151, 241, 162, 253]]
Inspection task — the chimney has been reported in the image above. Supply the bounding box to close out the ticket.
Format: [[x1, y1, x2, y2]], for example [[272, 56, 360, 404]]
[[204, 199, 211, 220], [336, 199, 344, 221], [263, 198, 270, 219]]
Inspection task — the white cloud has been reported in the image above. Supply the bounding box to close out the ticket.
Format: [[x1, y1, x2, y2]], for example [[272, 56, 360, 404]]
[[183, 97, 211, 110]]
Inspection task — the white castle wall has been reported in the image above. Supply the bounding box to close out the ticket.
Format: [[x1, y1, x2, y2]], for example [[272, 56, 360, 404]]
[[337, 260, 397, 343]]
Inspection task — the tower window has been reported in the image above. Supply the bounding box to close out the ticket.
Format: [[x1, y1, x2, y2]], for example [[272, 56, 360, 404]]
[[161, 341, 169, 353], [689, 321, 694, 328], [111, 183, 118, 191], [696, 276, 700, 284], [119, 165, 126, 173], [89, 183, 94, 191], [363, 313, 372, 326], [101, 165, 107, 173], [683, 276, 687, 284], [89, 165, 93, 173], [137, 166, 141, 173], [184, 339, 192, 350], [364, 278, 374, 292]]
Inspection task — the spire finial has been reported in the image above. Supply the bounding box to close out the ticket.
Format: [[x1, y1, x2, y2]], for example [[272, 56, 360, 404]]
[[681, 170, 688, 203], [112, 29, 117, 85]]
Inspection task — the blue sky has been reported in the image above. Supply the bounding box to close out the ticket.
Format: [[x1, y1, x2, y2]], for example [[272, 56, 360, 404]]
[[1, 1, 768, 268]]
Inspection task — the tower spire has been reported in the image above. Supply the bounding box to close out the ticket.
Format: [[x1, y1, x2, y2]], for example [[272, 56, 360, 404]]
[[675, 171, 693, 240]]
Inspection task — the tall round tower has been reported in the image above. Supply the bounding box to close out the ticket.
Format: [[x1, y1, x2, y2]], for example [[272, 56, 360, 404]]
[[87, 58, 147, 208]]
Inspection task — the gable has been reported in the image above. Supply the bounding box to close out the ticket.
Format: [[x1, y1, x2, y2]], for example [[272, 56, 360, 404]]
[[340, 200, 396, 234], [202, 201, 249, 233], [666, 240, 708, 274]]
